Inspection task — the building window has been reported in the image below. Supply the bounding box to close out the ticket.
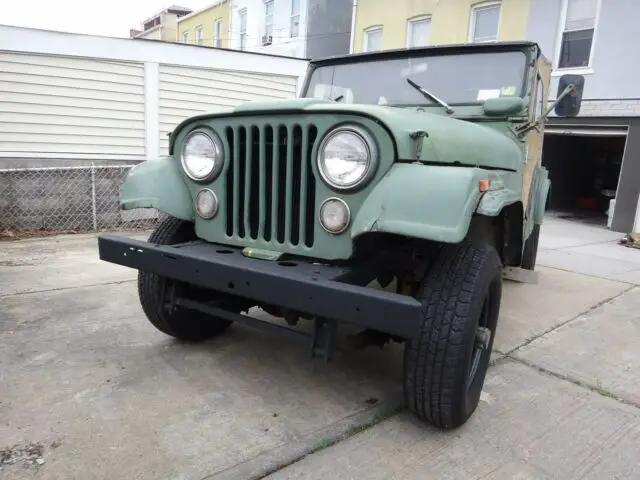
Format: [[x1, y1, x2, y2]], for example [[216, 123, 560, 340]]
[[469, 1, 501, 43], [290, 0, 300, 38], [239, 9, 247, 50], [182, 31, 189, 44], [363, 26, 383, 52], [407, 16, 431, 47], [196, 25, 203, 45], [558, 0, 599, 69], [214, 19, 222, 47], [263, 0, 274, 45]]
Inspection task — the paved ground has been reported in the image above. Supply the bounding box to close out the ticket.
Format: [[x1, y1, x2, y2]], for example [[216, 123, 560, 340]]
[[1, 217, 639, 479], [537, 213, 640, 285]]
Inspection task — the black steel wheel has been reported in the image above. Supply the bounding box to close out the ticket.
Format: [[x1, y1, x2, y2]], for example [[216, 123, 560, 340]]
[[137, 216, 234, 342], [403, 240, 502, 429]]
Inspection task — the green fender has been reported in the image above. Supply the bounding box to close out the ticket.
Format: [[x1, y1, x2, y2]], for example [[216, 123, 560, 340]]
[[534, 176, 551, 225], [351, 163, 497, 244], [121, 157, 194, 222], [475, 187, 522, 217]]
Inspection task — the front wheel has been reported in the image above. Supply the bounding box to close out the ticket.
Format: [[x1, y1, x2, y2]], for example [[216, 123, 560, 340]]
[[403, 240, 502, 429], [137, 216, 234, 342]]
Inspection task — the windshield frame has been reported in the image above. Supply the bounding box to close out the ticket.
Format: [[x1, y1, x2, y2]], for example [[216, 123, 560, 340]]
[[300, 42, 538, 110]]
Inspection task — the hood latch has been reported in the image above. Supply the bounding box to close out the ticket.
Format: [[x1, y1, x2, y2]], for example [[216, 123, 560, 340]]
[[409, 130, 429, 163]]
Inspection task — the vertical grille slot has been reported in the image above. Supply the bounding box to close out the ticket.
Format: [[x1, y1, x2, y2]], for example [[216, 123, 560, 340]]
[[304, 126, 317, 247], [225, 121, 317, 249], [263, 125, 274, 242], [225, 127, 234, 237], [276, 125, 288, 244]]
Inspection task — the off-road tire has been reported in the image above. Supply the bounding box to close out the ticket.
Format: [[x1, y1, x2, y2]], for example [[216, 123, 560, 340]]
[[138, 216, 233, 342], [403, 240, 502, 429], [521, 224, 540, 270]]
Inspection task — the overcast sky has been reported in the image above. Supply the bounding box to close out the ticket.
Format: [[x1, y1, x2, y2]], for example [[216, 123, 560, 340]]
[[2, 0, 214, 38]]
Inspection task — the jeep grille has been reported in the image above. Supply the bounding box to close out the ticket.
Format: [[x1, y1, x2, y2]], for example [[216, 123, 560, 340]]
[[224, 124, 319, 248]]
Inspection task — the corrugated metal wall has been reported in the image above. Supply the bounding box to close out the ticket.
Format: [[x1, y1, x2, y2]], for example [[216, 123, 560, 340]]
[[158, 64, 298, 155], [0, 52, 146, 159]]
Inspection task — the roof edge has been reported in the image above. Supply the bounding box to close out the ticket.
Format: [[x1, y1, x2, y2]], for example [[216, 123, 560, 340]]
[[177, 0, 228, 24]]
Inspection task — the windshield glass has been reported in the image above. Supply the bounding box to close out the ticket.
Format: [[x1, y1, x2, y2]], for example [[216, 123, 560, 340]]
[[303, 50, 528, 107]]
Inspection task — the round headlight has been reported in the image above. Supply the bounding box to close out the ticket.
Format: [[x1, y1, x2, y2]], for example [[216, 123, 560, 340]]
[[319, 197, 350, 234], [181, 129, 224, 182], [195, 188, 219, 219], [318, 126, 377, 191]]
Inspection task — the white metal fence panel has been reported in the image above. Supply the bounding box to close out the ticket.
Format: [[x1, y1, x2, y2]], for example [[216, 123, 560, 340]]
[[158, 64, 298, 155], [0, 52, 146, 159]]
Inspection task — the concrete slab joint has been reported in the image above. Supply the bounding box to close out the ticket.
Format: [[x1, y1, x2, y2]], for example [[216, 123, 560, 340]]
[[2, 218, 640, 480]]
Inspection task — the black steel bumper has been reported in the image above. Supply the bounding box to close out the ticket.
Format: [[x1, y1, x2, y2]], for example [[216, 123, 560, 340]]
[[97, 235, 422, 339]]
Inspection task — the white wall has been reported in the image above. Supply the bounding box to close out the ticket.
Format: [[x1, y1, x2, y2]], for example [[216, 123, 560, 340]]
[[158, 64, 297, 155], [0, 52, 146, 160], [135, 26, 163, 40], [229, 0, 309, 58], [0, 25, 309, 162]]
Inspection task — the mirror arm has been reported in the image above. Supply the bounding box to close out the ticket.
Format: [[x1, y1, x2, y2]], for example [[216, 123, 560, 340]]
[[516, 84, 576, 136], [543, 83, 576, 118]]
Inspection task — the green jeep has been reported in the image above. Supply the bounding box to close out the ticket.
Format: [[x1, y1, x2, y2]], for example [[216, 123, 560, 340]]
[[98, 41, 584, 429]]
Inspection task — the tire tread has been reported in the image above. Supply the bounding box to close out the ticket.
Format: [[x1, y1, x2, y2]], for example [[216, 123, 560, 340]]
[[404, 240, 501, 429], [137, 216, 232, 342]]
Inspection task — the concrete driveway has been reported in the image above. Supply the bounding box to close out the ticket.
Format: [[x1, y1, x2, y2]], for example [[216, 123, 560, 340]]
[[1, 217, 638, 479]]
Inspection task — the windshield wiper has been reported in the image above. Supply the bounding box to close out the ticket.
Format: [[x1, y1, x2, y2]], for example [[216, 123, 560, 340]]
[[406, 78, 453, 114]]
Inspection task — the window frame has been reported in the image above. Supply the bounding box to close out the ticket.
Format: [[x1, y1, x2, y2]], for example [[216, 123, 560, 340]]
[[406, 15, 432, 48], [468, 1, 502, 44], [214, 18, 222, 47], [182, 31, 189, 44], [195, 25, 203, 45], [534, 73, 545, 122], [239, 8, 248, 50], [264, 0, 275, 43], [552, 0, 602, 75], [290, 0, 300, 38], [363, 26, 383, 52]]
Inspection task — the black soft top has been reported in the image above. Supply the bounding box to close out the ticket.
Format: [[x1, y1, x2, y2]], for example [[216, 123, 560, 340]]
[[310, 41, 541, 66]]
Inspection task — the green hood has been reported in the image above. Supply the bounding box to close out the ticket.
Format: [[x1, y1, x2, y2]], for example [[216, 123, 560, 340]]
[[172, 98, 523, 171]]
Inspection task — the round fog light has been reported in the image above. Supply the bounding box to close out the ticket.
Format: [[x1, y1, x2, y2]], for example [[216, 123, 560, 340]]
[[195, 188, 219, 219], [319, 198, 350, 234]]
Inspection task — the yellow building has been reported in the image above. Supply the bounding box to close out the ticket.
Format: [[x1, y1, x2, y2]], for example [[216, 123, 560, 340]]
[[352, 0, 531, 53], [177, 0, 231, 48]]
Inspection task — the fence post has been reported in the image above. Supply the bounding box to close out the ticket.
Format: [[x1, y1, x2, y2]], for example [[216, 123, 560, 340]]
[[91, 162, 97, 231]]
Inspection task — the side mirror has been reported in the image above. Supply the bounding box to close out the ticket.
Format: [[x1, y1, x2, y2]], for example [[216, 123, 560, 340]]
[[554, 74, 585, 117]]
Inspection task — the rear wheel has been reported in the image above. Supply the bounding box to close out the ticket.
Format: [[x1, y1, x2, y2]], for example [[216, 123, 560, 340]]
[[403, 240, 502, 429], [138, 216, 234, 342]]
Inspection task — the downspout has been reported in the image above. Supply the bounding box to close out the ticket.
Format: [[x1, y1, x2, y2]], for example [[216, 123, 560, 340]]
[[349, 0, 358, 53]]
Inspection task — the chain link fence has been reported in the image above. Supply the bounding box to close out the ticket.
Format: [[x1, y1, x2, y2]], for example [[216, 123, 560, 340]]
[[0, 160, 168, 237]]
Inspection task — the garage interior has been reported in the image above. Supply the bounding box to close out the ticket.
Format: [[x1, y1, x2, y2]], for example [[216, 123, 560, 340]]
[[541, 128, 627, 228]]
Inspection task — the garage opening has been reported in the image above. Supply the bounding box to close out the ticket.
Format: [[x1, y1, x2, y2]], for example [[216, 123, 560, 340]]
[[541, 127, 627, 227]]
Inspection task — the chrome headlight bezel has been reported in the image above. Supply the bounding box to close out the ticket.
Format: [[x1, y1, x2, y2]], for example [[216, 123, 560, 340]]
[[180, 128, 225, 183], [318, 197, 351, 234], [195, 188, 219, 219], [317, 125, 379, 192]]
